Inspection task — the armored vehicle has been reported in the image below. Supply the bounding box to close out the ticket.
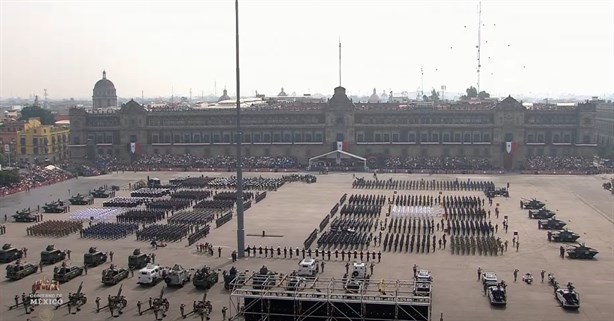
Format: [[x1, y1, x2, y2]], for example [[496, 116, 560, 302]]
[[92, 187, 111, 198], [102, 264, 129, 285], [42, 200, 68, 213], [520, 199, 545, 210], [128, 249, 151, 270], [252, 266, 277, 290], [488, 285, 507, 306], [193, 266, 219, 290], [53, 263, 84, 283], [566, 244, 598, 259], [556, 285, 580, 309], [40, 245, 66, 265], [551, 230, 580, 243], [6, 261, 38, 280], [0, 244, 24, 263], [137, 263, 162, 286], [69, 193, 93, 205], [84, 247, 107, 267], [528, 208, 556, 219], [164, 264, 191, 287], [12, 210, 37, 222], [223, 266, 246, 290], [538, 218, 567, 230], [415, 270, 433, 283], [285, 276, 307, 292]]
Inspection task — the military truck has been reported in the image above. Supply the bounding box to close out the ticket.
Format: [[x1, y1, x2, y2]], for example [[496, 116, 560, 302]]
[[223, 266, 246, 290], [528, 208, 556, 219], [485, 187, 509, 198], [551, 230, 581, 243], [520, 199, 546, 210], [42, 200, 68, 213], [12, 210, 37, 223], [102, 264, 129, 285], [84, 247, 107, 267], [192, 266, 219, 290], [40, 245, 67, 265], [538, 218, 567, 230], [69, 193, 93, 205], [6, 261, 38, 280], [566, 244, 598, 259], [0, 244, 24, 263], [128, 249, 151, 270], [53, 263, 84, 283], [164, 264, 191, 287]]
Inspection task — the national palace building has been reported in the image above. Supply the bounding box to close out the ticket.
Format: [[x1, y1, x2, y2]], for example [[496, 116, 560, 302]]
[[69, 73, 598, 170]]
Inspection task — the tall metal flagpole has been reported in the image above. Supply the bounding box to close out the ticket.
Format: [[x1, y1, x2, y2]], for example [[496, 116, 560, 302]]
[[235, 0, 245, 258]]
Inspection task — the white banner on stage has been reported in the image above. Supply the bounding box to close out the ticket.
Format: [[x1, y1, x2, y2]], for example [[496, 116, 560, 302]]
[[391, 205, 443, 218]]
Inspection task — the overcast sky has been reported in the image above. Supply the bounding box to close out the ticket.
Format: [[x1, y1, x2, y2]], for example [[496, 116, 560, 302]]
[[1, 0, 612, 99]]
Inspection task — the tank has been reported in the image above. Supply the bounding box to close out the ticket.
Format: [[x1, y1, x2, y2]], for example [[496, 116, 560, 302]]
[[521, 199, 545, 210], [12, 210, 38, 223], [566, 244, 598, 259], [538, 218, 567, 230], [528, 208, 556, 219], [551, 230, 580, 243], [69, 194, 94, 205], [192, 266, 219, 290], [42, 200, 68, 213]]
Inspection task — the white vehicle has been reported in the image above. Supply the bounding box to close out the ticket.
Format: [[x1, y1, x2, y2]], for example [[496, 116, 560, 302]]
[[297, 258, 319, 277], [482, 272, 498, 287], [137, 263, 161, 286], [413, 282, 432, 296], [556, 288, 580, 309], [350, 262, 367, 279], [416, 270, 433, 283]]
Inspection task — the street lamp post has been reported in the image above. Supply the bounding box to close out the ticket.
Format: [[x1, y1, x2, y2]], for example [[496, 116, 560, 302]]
[[235, 0, 246, 258]]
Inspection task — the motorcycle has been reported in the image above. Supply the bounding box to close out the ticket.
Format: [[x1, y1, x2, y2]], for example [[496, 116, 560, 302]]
[[522, 273, 534, 284]]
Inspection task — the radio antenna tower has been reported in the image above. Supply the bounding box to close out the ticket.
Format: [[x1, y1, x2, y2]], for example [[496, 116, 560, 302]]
[[338, 37, 342, 87], [420, 66, 424, 97], [477, 0, 482, 94]]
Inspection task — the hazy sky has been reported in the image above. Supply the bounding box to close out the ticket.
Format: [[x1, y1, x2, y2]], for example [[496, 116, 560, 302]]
[[1, 0, 612, 99]]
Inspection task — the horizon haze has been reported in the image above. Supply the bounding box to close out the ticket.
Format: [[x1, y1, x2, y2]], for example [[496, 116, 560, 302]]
[[1, 0, 612, 100]]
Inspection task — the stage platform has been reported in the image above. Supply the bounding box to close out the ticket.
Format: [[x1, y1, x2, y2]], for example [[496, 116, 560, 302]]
[[230, 275, 432, 321]]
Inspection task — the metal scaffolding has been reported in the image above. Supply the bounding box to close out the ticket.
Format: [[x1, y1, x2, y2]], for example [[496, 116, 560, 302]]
[[229, 275, 431, 321]]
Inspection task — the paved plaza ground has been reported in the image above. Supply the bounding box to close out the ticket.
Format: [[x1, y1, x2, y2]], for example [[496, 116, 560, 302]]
[[0, 171, 613, 321]]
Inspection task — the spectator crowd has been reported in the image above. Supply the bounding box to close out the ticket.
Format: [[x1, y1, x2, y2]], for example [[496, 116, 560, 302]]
[[0, 165, 74, 197], [384, 157, 496, 171], [523, 156, 599, 172]]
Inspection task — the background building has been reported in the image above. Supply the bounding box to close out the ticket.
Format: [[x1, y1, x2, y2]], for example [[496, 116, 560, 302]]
[[596, 101, 614, 148], [92, 70, 117, 109], [16, 118, 70, 164], [69, 77, 598, 170]]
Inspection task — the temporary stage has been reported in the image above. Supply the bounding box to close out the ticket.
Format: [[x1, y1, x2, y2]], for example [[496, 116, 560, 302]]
[[229, 274, 432, 321]]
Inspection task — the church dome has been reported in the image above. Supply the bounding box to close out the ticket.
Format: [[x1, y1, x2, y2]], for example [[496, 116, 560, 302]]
[[368, 88, 379, 103], [278, 87, 288, 96], [218, 89, 231, 102], [93, 70, 116, 91]]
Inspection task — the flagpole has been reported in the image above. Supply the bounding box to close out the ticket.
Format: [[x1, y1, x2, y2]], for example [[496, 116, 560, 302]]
[[235, 0, 245, 258]]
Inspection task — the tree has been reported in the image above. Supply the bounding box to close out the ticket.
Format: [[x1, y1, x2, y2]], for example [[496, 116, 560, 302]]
[[430, 89, 440, 102], [478, 91, 491, 99], [466, 86, 478, 98], [19, 105, 55, 125], [422, 95, 430, 102], [0, 169, 20, 187]]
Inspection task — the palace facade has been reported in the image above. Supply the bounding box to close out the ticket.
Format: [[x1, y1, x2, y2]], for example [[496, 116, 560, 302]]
[[69, 86, 597, 170]]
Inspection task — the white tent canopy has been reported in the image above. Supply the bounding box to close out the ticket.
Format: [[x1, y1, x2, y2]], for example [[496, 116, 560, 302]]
[[307, 150, 367, 171]]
